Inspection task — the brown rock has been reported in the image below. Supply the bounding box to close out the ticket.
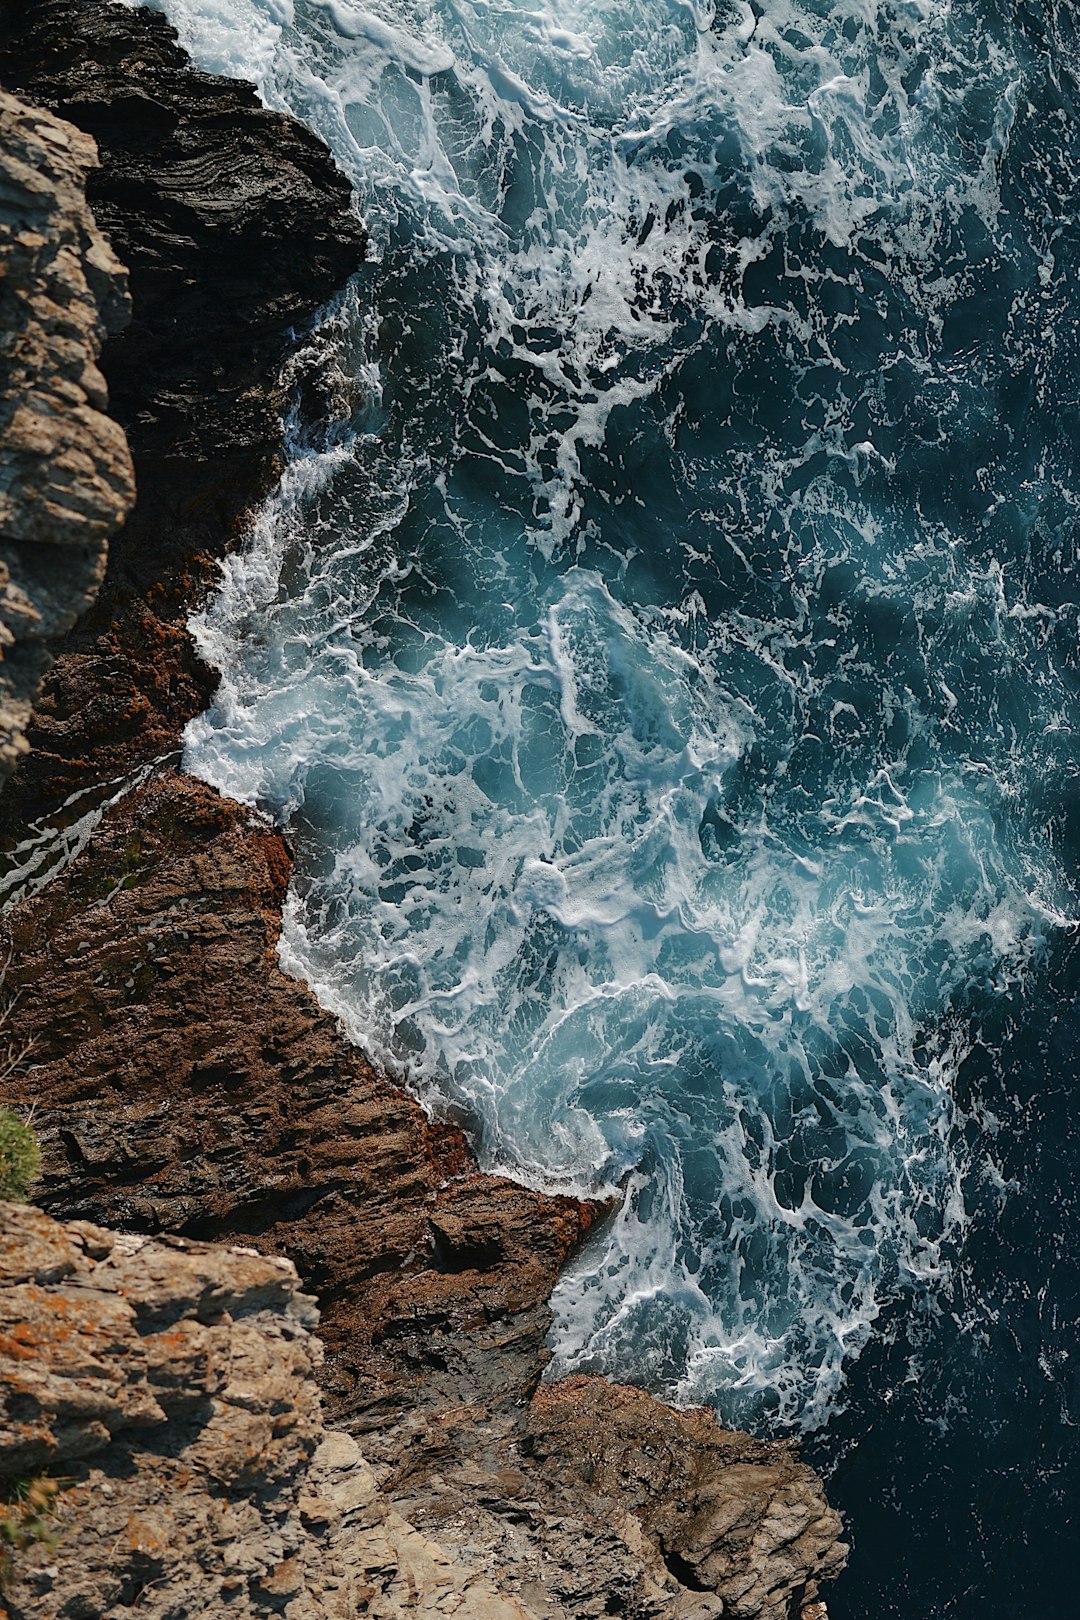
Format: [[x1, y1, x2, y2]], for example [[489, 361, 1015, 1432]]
[[0, 767, 601, 1434], [0, 0, 368, 827], [0, 768, 846, 1618], [0, 1202, 844, 1620], [0, 1199, 541, 1620], [0, 89, 135, 785], [526, 1378, 848, 1618]]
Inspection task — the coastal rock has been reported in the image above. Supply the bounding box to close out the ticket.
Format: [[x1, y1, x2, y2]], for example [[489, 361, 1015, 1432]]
[[0, 1200, 536, 1619], [0, 0, 368, 821], [1, 768, 846, 1618], [526, 1379, 848, 1618], [0, 90, 134, 786], [0, 768, 604, 1429]]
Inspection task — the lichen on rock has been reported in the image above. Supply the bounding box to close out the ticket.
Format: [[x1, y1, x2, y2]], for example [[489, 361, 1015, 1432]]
[[0, 1199, 452, 1619], [0, 1200, 845, 1620]]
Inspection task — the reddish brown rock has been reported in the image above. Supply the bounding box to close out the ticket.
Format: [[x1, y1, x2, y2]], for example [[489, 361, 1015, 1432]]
[[0, 768, 601, 1433], [0, 774, 846, 1617]]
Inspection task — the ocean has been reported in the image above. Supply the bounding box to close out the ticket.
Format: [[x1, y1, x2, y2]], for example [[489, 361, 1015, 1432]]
[[138, 0, 1080, 1609]]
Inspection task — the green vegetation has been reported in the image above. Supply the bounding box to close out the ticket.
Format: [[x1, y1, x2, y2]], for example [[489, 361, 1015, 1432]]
[[0, 1477, 61, 1588], [0, 1107, 40, 1201]]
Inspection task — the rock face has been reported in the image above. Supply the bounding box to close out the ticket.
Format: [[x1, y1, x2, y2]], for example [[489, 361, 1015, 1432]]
[[0, 1201, 331, 1616], [0, 768, 602, 1435], [0, 90, 134, 787], [0, 1192, 844, 1620], [0, 1200, 543, 1619], [0, 769, 847, 1619], [0, 0, 368, 822]]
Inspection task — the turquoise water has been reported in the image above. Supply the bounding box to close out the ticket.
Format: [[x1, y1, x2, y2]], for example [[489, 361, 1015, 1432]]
[[147, 0, 1080, 1608]]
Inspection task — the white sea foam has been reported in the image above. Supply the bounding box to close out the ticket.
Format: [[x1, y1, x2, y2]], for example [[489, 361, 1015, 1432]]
[[158, 0, 1075, 1427]]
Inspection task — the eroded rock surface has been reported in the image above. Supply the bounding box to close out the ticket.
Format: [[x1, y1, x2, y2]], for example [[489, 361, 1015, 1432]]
[[0, 1190, 844, 1620], [0, 90, 134, 787], [0, 0, 367, 821], [1, 769, 846, 1618], [0, 1200, 542, 1619], [0, 768, 606, 1428]]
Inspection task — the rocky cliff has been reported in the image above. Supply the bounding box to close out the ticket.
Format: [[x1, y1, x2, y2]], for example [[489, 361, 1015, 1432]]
[[0, 89, 134, 788], [0, 4, 847, 1617], [0, 1199, 552, 1619], [0, 0, 368, 821], [0, 1198, 843, 1619]]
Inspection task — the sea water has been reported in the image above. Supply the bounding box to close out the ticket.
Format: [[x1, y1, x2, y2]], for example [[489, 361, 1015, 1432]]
[[136, 0, 1080, 1610]]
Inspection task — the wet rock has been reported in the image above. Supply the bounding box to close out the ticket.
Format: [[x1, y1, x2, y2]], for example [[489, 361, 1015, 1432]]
[[0, 90, 134, 786], [0, 0, 368, 822]]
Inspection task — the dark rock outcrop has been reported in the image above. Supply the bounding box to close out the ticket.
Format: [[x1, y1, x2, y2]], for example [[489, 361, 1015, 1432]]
[[0, 90, 134, 787], [0, 0, 367, 817]]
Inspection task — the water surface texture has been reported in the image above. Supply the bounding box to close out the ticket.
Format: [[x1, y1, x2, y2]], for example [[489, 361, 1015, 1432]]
[[148, 0, 1080, 1610]]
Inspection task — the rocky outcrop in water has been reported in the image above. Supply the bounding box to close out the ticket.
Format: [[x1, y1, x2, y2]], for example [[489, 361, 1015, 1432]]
[[0, 0, 367, 822], [0, 90, 134, 788], [1, 1196, 844, 1620], [1, 768, 846, 1619]]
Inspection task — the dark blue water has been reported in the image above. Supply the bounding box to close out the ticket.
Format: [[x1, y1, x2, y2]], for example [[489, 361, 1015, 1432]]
[[149, 0, 1080, 1609]]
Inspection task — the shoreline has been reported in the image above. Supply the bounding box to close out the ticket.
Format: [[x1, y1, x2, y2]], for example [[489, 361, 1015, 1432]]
[[0, 3, 847, 1615]]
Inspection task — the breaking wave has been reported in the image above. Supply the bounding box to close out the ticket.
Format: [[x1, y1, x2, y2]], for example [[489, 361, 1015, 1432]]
[[143, 0, 1080, 1437]]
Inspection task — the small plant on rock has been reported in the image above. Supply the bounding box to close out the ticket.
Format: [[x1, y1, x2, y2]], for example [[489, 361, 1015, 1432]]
[[0, 1477, 60, 1589], [0, 1107, 39, 1202]]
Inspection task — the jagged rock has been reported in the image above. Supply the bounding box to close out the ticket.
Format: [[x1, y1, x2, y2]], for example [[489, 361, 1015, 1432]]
[[0, 1201, 539, 1619], [0, 769, 846, 1619], [0, 1199, 844, 1620], [0, 90, 135, 786], [0, 0, 368, 824], [526, 1379, 848, 1618], [0, 768, 604, 1431]]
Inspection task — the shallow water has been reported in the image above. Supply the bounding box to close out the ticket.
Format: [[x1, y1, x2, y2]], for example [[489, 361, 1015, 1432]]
[[137, 0, 1080, 1608]]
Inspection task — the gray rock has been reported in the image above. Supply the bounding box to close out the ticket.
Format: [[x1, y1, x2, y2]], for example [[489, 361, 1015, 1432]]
[[0, 1202, 845, 1619]]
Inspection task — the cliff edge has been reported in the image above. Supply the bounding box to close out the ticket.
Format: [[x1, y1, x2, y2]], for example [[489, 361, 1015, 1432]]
[[0, 0, 368, 822], [0, 90, 134, 787], [0, 1199, 545, 1619], [0, 1199, 843, 1619]]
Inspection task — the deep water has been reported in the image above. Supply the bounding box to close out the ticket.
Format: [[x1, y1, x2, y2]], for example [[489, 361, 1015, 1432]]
[[142, 0, 1080, 1609]]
